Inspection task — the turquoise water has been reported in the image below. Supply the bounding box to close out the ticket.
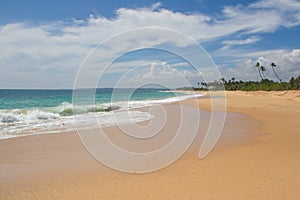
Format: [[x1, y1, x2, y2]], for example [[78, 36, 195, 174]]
[[0, 88, 179, 110], [0, 88, 194, 139]]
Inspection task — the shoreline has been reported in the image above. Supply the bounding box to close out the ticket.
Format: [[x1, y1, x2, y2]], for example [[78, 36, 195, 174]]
[[0, 90, 200, 140], [1, 91, 300, 199]]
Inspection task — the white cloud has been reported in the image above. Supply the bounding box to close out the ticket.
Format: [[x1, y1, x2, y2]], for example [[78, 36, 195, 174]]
[[169, 62, 190, 68], [220, 36, 261, 50], [151, 2, 162, 10], [138, 62, 179, 79], [222, 37, 261, 46], [250, 0, 300, 28], [122, 62, 204, 88]]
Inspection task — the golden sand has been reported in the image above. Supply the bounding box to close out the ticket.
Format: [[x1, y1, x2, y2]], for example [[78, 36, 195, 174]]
[[1, 91, 300, 199]]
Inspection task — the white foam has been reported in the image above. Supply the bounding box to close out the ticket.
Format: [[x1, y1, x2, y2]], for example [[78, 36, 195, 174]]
[[0, 92, 203, 140]]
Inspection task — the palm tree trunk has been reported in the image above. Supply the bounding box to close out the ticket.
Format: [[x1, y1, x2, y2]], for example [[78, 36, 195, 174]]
[[257, 68, 263, 80], [272, 67, 282, 82], [260, 70, 266, 79]]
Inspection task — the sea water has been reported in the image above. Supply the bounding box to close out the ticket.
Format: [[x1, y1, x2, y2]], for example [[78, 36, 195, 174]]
[[0, 89, 200, 139]]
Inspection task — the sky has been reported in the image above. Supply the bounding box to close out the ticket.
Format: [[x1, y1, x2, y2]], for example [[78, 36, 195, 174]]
[[0, 0, 300, 89]]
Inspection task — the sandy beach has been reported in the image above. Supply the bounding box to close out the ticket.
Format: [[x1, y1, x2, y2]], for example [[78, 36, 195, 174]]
[[1, 91, 300, 199]]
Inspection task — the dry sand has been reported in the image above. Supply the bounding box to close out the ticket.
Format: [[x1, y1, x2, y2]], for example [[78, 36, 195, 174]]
[[1, 91, 300, 199]]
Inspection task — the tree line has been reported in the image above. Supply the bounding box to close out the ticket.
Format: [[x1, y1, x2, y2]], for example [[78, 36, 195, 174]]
[[178, 62, 299, 91], [194, 76, 300, 91]]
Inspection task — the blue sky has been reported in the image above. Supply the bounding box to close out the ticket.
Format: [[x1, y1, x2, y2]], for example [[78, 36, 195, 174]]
[[0, 0, 245, 22], [0, 0, 300, 88]]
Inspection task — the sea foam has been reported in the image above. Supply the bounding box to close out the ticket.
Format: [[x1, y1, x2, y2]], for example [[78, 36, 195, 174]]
[[0, 92, 202, 139]]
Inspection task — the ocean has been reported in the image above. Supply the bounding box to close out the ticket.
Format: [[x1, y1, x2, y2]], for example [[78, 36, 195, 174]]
[[0, 89, 199, 139]]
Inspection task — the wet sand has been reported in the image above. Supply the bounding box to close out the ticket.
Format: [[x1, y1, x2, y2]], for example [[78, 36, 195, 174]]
[[1, 91, 300, 199]]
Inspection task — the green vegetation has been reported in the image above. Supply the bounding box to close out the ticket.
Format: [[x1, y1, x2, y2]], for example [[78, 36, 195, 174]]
[[178, 61, 299, 91], [187, 76, 300, 91]]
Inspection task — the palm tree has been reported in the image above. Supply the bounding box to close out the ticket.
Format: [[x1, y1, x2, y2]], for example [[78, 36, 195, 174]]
[[219, 77, 226, 84], [201, 82, 207, 88], [197, 82, 200, 89], [255, 62, 263, 80], [260, 66, 266, 79], [270, 62, 282, 82]]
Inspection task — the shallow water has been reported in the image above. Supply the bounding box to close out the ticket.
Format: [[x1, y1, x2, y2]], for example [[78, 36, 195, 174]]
[[0, 89, 201, 139]]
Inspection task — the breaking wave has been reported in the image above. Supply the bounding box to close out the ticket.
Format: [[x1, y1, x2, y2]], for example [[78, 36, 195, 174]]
[[0, 93, 202, 139]]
